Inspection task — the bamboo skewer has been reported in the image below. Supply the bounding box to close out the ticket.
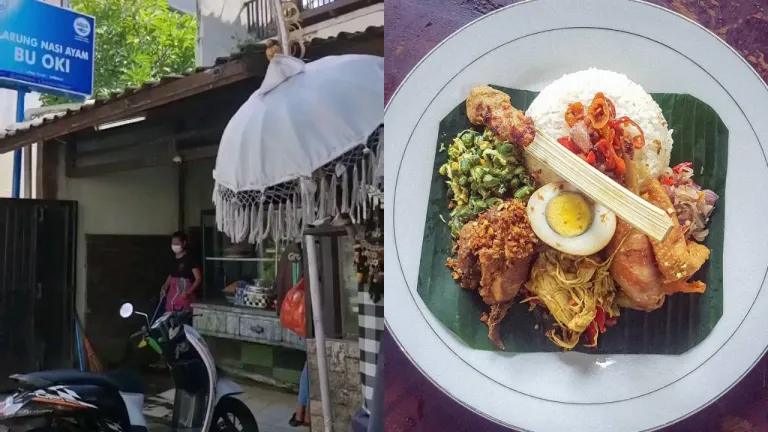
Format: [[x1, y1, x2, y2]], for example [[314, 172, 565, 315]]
[[525, 126, 674, 242]]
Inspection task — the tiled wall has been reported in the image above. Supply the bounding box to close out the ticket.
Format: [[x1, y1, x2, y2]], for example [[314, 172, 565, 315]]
[[206, 336, 306, 390]]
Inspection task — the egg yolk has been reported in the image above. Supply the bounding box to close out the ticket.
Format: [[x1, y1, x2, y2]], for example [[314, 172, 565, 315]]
[[545, 192, 593, 237]]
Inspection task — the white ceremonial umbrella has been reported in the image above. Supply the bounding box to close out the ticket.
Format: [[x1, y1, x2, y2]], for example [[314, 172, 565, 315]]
[[213, 54, 384, 244], [213, 52, 383, 432]]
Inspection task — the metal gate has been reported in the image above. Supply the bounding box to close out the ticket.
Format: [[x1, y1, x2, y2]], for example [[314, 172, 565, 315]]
[[0, 199, 77, 384]]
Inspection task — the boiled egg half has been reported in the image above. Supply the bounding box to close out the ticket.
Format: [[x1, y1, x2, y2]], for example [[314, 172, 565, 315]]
[[526, 182, 616, 256]]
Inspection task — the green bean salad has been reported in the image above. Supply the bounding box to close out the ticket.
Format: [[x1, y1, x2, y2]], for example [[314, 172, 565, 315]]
[[439, 128, 535, 237]]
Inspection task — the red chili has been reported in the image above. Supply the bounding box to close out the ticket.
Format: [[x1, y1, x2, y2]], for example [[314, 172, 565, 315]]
[[585, 151, 596, 165], [662, 175, 676, 186], [614, 155, 626, 175], [612, 131, 622, 150], [609, 116, 631, 128], [672, 162, 693, 174], [564, 102, 586, 127], [597, 138, 616, 169], [588, 93, 612, 129], [594, 307, 607, 333], [610, 116, 645, 149], [557, 136, 581, 154]]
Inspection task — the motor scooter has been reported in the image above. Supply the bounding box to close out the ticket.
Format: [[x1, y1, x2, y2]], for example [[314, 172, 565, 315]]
[[0, 303, 258, 431]]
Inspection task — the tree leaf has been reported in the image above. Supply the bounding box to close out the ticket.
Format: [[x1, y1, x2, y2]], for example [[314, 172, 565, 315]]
[[41, 0, 196, 106]]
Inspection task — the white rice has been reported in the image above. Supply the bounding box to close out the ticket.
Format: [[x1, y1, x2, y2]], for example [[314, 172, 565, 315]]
[[525, 68, 672, 185]]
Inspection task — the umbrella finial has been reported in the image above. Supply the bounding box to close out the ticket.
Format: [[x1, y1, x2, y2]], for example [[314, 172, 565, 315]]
[[269, 0, 306, 61], [265, 39, 282, 61]]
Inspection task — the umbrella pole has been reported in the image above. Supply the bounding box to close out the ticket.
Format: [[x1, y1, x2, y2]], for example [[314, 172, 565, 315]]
[[305, 234, 334, 432], [271, 0, 290, 58]]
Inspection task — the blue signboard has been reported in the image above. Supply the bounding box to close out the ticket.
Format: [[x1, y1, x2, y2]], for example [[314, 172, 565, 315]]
[[0, 0, 95, 99]]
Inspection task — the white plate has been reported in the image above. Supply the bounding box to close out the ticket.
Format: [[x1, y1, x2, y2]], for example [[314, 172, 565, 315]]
[[384, 0, 768, 430]]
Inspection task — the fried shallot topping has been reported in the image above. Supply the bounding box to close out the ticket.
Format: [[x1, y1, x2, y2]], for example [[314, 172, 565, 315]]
[[446, 200, 537, 349]]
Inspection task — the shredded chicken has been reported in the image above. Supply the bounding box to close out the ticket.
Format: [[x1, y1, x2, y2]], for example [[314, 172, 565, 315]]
[[466, 85, 536, 147], [446, 200, 537, 349], [523, 249, 619, 349]]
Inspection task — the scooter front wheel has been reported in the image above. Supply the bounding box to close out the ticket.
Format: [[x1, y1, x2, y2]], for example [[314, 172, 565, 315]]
[[211, 396, 259, 432]]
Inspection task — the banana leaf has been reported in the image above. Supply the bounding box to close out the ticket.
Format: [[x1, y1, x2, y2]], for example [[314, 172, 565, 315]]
[[416, 87, 727, 354]]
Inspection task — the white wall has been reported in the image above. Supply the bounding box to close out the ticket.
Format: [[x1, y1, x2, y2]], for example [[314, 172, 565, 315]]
[[197, 0, 248, 66], [167, 0, 196, 14], [56, 150, 217, 321], [0, 92, 41, 198], [56, 146, 179, 320], [185, 157, 216, 228]]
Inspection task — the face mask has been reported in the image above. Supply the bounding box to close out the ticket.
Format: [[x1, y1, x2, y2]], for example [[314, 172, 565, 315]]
[[171, 245, 183, 253]]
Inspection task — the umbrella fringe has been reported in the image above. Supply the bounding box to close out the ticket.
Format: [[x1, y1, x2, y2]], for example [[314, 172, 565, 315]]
[[213, 125, 384, 245]]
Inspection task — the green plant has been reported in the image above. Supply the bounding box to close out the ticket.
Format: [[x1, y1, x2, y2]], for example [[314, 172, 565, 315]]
[[40, 0, 197, 105]]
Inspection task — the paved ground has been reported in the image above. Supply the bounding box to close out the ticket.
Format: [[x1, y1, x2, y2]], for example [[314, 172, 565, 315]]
[[145, 381, 301, 432]]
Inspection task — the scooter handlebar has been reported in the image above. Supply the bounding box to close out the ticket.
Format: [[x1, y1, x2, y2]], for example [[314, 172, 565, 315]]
[[129, 326, 147, 339]]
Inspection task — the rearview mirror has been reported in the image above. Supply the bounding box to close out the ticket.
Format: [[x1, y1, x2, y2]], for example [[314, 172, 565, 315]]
[[119, 303, 134, 318]]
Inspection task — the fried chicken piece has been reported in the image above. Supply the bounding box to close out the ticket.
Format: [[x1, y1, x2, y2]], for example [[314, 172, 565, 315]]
[[448, 236, 482, 290], [641, 179, 710, 289], [662, 241, 710, 294], [448, 218, 488, 291], [597, 177, 711, 311], [606, 219, 666, 311], [663, 279, 706, 294], [477, 250, 533, 305], [447, 200, 538, 349], [481, 303, 512, 350], [466, 85, 536, 147], [641, 179, 690, 282]]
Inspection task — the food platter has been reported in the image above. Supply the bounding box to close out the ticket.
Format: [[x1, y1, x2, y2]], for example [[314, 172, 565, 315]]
[[384, 0, 768, 431]]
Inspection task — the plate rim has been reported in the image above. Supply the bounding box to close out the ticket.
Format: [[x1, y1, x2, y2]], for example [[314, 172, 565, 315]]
[[384, 0, 768, 430], [400, 27, 755, 403]]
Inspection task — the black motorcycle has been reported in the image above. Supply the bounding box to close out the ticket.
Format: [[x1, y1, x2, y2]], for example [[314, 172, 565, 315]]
[[0, 303, 258, 431]]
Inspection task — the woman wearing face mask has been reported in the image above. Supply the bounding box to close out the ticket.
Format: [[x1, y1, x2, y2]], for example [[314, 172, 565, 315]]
[[160, 231, 202, 313]]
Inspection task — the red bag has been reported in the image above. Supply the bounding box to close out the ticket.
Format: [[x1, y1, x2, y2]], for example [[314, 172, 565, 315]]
[[280, 278, 307, 337]]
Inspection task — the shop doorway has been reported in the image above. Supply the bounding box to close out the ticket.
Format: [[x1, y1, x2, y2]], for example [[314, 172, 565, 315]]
[[84, 234, 171, 366]]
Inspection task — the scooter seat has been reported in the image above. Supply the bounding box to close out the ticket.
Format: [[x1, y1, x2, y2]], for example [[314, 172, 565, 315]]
[[12, 369, 145, 394]]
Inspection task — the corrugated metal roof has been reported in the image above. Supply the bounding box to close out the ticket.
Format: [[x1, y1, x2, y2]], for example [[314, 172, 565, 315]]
[[0, 25, 383, 142]]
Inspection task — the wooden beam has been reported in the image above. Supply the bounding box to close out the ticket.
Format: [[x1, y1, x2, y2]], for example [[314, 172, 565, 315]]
[[0, 57, 268, 153], [38, 140, 60, 199], [179, 145, 218, 161], [64, 140, 77, 179], [177, 159, 186, 230], [35, 142, 44, 199], [67, 156, 169, 178], [68, 126, 226, 178], [74, 127, 207, 160]]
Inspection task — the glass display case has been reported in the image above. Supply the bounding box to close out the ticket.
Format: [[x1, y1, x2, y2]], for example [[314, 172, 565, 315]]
[[200, 210, 278, 304]]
